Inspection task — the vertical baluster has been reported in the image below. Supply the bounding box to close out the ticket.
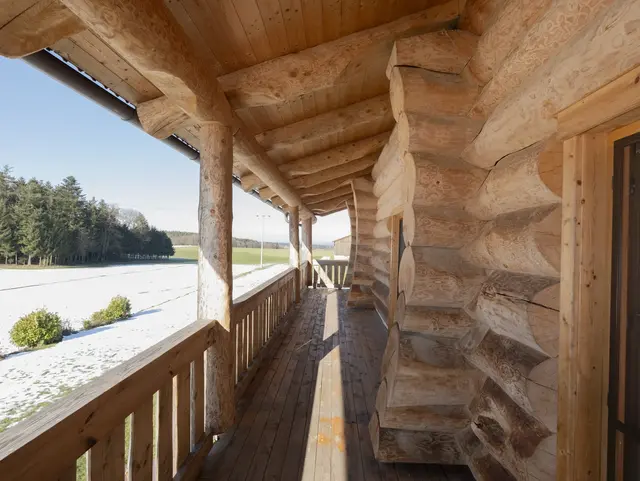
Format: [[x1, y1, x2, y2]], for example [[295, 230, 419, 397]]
[[251, 310, 258, 360], [236, 318, 242, 380], [239, 317, 245, 376], [88, 422, 125, 481], [244, 316, 249, 371], [129, 397, 153, 481], [173, 366, 190, 473], [192, 352, 205, 446], [247, 313, 253, 366], [230, 320, 237, 384], [157, 383, 172, 481]]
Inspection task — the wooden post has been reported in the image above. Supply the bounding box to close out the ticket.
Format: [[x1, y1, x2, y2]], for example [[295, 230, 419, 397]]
[[288, 206, 301, 303], [558, 131, 612, 481], [301, 217, 313, 288], [198, 123, 234, 435]]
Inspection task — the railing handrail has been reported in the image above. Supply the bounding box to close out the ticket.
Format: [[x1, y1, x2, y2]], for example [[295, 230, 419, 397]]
[[0, 318, 216, 480], [232, 267, 296, 317], [315, 259, 348, 265]]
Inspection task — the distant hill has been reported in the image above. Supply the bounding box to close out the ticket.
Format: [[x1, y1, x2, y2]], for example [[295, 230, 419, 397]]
[[165, 231, 332, 249], [165, 231, 287, 249]]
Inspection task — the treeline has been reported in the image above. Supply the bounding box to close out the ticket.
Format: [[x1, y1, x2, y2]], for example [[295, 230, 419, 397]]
[[165, 231, 287, 249], [0, 167, 174, 266]]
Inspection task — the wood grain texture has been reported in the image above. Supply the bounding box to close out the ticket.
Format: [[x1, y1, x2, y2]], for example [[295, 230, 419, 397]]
[[0, 0, 85, 58], [217, 0, 460, 108], [198, 123, 234, 434], [464, 0, 640, 168]]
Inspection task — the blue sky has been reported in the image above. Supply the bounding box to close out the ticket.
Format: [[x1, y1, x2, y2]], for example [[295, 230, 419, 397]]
[[0, 57, 350, 245]]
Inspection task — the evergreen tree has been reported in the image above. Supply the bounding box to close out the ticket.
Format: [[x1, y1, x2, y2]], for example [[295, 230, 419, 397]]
[[1, 167, 175, 265]]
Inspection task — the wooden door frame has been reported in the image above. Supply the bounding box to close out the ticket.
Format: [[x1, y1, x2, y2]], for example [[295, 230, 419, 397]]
[[557, 63, 640, 481]]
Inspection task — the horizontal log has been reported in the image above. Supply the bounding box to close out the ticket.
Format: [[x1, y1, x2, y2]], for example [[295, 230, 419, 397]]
[[376, 379, 470, 431], [372, 280, 390, 307], [403, 205, 484, 248], [397, 111, 483, 157], [307, 194, 352, 213], [463, 0, 640, 168], [370, 412, 466, 464], [527, 283, 560, 358], [395, 292, 474, 338], [295, 166, 373, 198], [458, 0, 507, 35], [472, 0, 612, 118], [371, 254, 390, 275], [376, 173, 406, 220], [373, 269, 390, 288], [137, 95, 193, 139], [351, 176, 374, 194], [399, 246, 486, 308], [464, 0, 551, 86], [466, 141, 562, 220], [373, 239, 391, 254], [386, 29, 479, 77], [406, 153, 487, 208], [390, 67, 480, 121], [292, 185, 351, 206], [462, 205, 561, 278], [0, 0, 85, 58], [373, 145, 404, 198], [255, 95, 393, 152], [289, 153, 377, 189], [217, 0, 462, 108], [385, 346, 481, 407], [372, 125, 399, 181], [240, 132, 390, 190], [357, 209, 377, 221]]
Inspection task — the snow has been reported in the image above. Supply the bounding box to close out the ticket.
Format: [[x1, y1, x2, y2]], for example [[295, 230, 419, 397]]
[[0, 262, 288, 428]]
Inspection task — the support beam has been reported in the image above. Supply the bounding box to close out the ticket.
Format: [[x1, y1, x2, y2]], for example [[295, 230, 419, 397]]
[[299, 167, 374, 198], [294, 185, 352, 205], [307, 194, 352, 213], [288, 206, 301, 303], [197, 124, 234, 434], [240, 132, 390, 190], [137, 95, 193, 139], [0, 0, 86, 58], [255, 95, 393, 153], [58, 0, 314, 219], [288, 153, 378, 189], [301, 217, 312, 287], [216, 0, 461, 108]]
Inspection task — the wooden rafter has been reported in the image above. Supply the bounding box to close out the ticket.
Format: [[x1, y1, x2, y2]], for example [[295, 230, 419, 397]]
[[216, 0, 461, 108], [255, 95, 393, 152], [240, 132, 390, 191], [57, 0, 314, 219]]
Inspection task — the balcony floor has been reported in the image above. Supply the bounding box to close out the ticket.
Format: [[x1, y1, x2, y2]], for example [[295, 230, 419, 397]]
[[199, 288, 473, 481]]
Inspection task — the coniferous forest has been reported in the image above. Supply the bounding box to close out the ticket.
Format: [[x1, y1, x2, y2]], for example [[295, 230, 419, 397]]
[[0, 166, 174, 266]]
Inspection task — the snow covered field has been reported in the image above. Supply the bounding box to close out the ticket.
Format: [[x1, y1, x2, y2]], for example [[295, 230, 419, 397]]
[[0, 262, 288, 429]]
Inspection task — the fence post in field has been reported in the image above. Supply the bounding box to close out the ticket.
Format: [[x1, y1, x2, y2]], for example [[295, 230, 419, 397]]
[[198, 123, 234, 434], [288, 205, 301, 303]]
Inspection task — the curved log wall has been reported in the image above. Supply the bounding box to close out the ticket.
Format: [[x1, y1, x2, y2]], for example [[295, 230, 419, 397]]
[[363, 0, 610, 477]]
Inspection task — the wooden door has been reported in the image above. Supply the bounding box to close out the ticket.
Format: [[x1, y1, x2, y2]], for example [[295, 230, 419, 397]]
[[609, 133, 640, 481]]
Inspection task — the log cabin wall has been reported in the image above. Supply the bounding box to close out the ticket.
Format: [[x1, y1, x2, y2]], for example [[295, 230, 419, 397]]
[[368, 0, 637, 479]]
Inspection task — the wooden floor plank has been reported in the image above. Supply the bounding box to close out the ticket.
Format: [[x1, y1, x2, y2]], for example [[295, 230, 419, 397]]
[[198, 289, 472, 481]]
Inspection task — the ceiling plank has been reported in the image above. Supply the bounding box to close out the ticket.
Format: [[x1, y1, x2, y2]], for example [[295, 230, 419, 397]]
[[0, 0, 85, 58], [217, 0, 461, 108], [58, 0, 314, 219], [256, 95, 393, 152]]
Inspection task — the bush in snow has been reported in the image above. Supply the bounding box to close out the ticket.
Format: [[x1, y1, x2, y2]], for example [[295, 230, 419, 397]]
[[83, 295, 132, 329], [10, 309, 63, 348]]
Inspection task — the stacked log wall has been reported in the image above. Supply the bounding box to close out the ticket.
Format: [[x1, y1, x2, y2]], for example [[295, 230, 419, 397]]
[[367, 0, 583, 478], [347, 178, 377, 308]]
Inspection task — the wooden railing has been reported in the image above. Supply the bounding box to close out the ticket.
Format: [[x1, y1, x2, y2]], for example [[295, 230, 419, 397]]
[[0, 267, 299, 481], [312, 259, 350, 288], [231, 267, 297, 397]]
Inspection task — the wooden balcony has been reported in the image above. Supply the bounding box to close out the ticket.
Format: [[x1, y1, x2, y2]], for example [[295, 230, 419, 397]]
[[0, 274, 473, 481]]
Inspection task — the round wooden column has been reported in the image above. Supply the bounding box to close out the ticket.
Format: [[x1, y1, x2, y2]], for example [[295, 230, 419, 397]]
[[198, 122, 234, 434], [288, 206, 301, 303], [301, 216, 313, 287]]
